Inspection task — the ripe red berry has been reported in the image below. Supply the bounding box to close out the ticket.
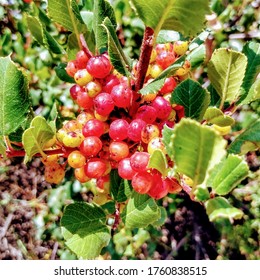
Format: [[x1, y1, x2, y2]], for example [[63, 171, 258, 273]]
[[148, 173, 168, 200], [151, 96, 172, 120], [84, 158, 107, 178], [110, 84, 133, 108], [132, 172, 154, 194], [66, 60, 78, 77], [118, 158, 136, 180], [69, 84, 83, 100], [79, 136, 102, 157], [160, 77, 177, 94], [135, 105, 157, 124], [130, 152, 150, 172], [109, 119, 129, 141], [102, 74, 120, 93], [127, 119, 146, 142], [86, 55, 112, 79], [94, 92, 114, 116], [82, 119, 105, 137], [77, 90, 94, 109], [109, 141, 129, 161], [76, 50, 89, 69], [156, 51, 175, 69]]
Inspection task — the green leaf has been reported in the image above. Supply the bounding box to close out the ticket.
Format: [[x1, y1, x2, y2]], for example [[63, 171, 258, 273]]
[[228, 119, 260, 154], [238, 42, 260, 104], [130, 0, 210, 37], [166, 118, 226, 186], [187, 45, 206, 69], [93, 0, 117, 53], [61, 202, 110, 259], [208, 84, 221, 106], [26, 15, 63, 54], [152, 207, 168, 227], [207, 155, 248, 195], [208, 48, 247, 106], [0, 137, 6, 159], [80, 11, 94, 30], [22, 116, 55, 161], [171, 79, 210, 121], [0, 56, 31, 136], [157, 30, 180, 43], [110, 170, 132, 202], [204, 107, 235, 126], [139, 55, 186, 95], [102, 17, 132, 76], [194, 185, 210, 202], [148, 149, 168, 177], [162, 125, 175, 158], [122, 192, 160, 229], [239, 78, 260, 105], [54, 63, 75, 83], [48, 0, 85, 47], [205, 197, 243, 222]]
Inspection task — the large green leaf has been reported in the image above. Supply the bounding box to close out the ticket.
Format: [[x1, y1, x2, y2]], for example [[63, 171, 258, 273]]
[[22, 116, 55, 161], [110, 170, 132, 203], [166, 118, 226, 186], [208, 48, 247, 107], [238, 42, 260, 104], [171, 79, 210, 121], [207, 155, 248, 195], [228, 119, 260, 154], [122, 193, 160, 229], [48, 0, 85, 47], [93, 0, 117, 53], [61, 202, 110, 259], [102, 17, 132, 76], [0, 56, 31, 136], [130, 0, 210, 37], [205, 197, 243, 222], [204, 107, 235, 127], [26, 15, 63, 54]]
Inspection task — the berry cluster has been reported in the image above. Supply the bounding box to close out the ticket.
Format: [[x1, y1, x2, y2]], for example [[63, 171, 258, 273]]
[[45, 41, 190, 200]]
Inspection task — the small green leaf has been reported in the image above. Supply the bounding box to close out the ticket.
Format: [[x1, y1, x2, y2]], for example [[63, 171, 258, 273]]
[[22, 116, 55, 161], [207, 155, 249, 195], [130, 0, 210, 37], [238, 42, 260, 104], [239, 78, 260, 105], [148, 149, 168, 177], [162, 125, 175, 158], [166, 118, 227, 186], [139, 56, 186, 95], [204, 107, 235, 126], [110, 170, 132, 202], [193, 185, 210, 202], [205, 197, 243, 222], [61, 202, 110, 259], [171, 79, 210, 121], [228, 119, 260, 154], [93, 0, 117, 53], [152, 207, 168, 227], [122, 192, 160, 229], [208, 48, 247, 106], [54, 63, 75, 83], [0, 56, 31, 136], [102, 17, 132, 76], [0, 136, 6, 159]]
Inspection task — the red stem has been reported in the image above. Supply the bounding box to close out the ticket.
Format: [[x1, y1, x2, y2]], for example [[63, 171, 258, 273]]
[[80, 34, 93, 58]]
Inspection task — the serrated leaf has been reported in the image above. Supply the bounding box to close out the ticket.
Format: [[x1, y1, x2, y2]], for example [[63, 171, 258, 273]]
[[122, 193, 160, 229], [131, 0, 210, 37], [153, 207, 167, 227], [228, 119, 260, 154], [166, 118, 226, 186], [140, 56, 186, 95], [207, 155, 248, 195], [54, 63, 75, 83], [148, 149, 168, 177], [61, 202, 110, 259], [0, 56, 31, 136], [240, 78, 260, 105], [22, 116, 55, 161], [102, 17, 132, 76], [204, 107, 235, 126], [48, 0, 84, 48], [171, 79, 210, 121], [93, 0, 117, 53], [205, 197, 243, 222], [238, 42, 260, 104], [208, 48, 247, 106], [26, 15, 63, 54], [110, 170, 132, 202]]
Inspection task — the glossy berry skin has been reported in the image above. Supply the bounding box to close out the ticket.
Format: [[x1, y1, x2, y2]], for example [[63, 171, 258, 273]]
[[141, 124, 160, 144], [74, 69, 93, 86], [84, 158, 107, 178], [147, 137, 166, 154], [160, 77, 177, 94], [130, 152, 150, 172], [82, 119, 105, 137], [135, 105, 157, 124], [118, 158, 136, 180], [63, 131, 83, 148], [69, 84, 83, 100], [109, 119, 129, 141], [94, 92, 114, 116], [151, 96, 172, 120], [164, 177, 182, 194], [110, 84, 133, 108], [109, 141, 129, 161], [66, 60, 78, 77], [77, 90, 94, 109], [68, 151, 86, 168], [131, 172, 154, 194], [102, 74, 120, 93], [86, 55, 112, 79], [127, 119, 146, 142], [148, 173, 168, 200], [96, 175, 110, 193], [156, 51, 175, 69], [86, 80, 102, 98], [76, 50, 89, 69], [79, 136, 102, 157], [74, 166, 90, 183]]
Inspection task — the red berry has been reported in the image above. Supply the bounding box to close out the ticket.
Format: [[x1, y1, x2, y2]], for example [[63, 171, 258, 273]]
[[82, 119, 105, 137], [76, 50, 89, 69], [148, 174, 168, 200], [111, 84, 133, 108], [109, 119, 129, 141], [132, 172, 154, 194], [118, 158, 136, 180], [160, 77, 177, 94], [79, 136, 102, 157], [86, 55, 112, 79], [130, 152, 150, 172], [69, 84, 83, 100], [102, 74, 120, 93], [66, 60, 78, 77], [109, 141, 129, 161], [84, 158, 107, 178], [156, 51, 175, 69], [94, 92, 114, 116], [77, 90, 94, 109], [135, 105, 157, 124], [127, 119, 146, 142], [151, 96, 172, 120]]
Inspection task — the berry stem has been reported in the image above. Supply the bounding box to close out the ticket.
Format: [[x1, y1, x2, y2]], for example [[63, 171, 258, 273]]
[[80, 34, 93, 59]]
